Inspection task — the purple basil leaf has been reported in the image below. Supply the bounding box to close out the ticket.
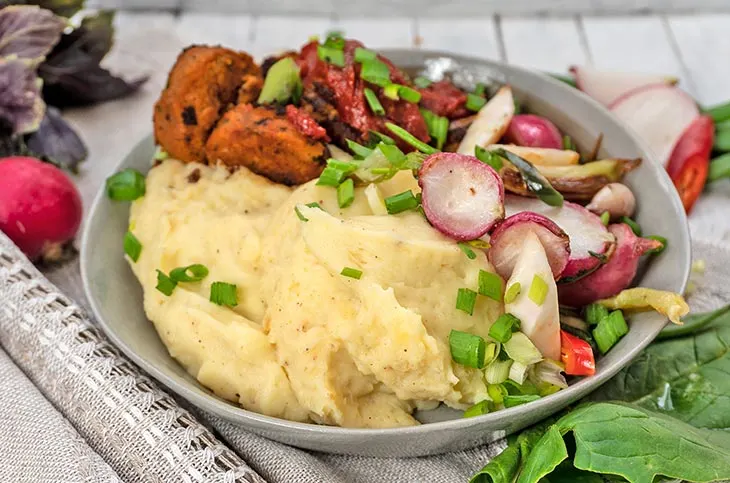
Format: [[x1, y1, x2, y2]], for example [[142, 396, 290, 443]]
[[26, 106, 87, 170], [41, 63, 147, 107], [0, 56, 45, 135], [9, 0, 85, 18], [0, 5, 65, 60]]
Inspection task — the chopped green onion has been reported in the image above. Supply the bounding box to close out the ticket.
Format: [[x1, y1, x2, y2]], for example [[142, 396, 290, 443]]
[[421, 109, 449, 151], [709, 153, 730, 182], [456, 288, 478, 315], [483, 342, 499, 367], [414, 76, 432, 88], [123, 232, 142, 262], [478, 270, 503, 301], [494, 148, 564, 207], [528, 274, 549, 306], [327, 157, 359, 174], [346, 139, 373, 158], [600, 211, 610, 225], [508, 361, 529, 384], [308, 34, 320, 42], [354, 47, 377, 62], [257, 57, 302, 105], [170, 264, 209, 283], [489, 313, 521, 343], [384, 190, 419, 214], [210, 282, 238, 307], [504, 283, 521, 304], [513, 100, 522, 115], [503, 378, 539, 396], [458, 242, 477, 260], [363, 87, 385, 116], [550, 73, 577, 88], [466, 93, 487, 112], [585, 303, 609, 325], [155, 270, 177, 296], [360, 58, 391, 87], [562, 134, 577, 151], [154, 147, 168, 161], [503, 331, 543, 365], [317, 45, 345, 67], [705, 100, 730, 123], [463, 400, 490, 418], [369, 130, 396, 145], [449, 330, 487, 368], [593, 310, 628, 354], [385, 122, 438, 154], [378, 143, 406, 166], [370, 167, 394, 175], [294, 203, 322, 222], [383, 83, 400, 100], [398, 85, 421, 103], [337, 178, 355, 208], [106, 169, 146, 201], [474, 145, 503, 171], [325, 29, 344, 39], [402, 151, 427, 170], [538, 384, 562, 397], [485, 359, 512, 384], [316, 166, 347, 187], [647, 235, 667, 254], [323, 33, 345, 50], [621, 216, 642, 236], [340, 266, 363, 279], [487, 383, 507, 404], [503, 394, 540, 408], [468, 239, 491, 249], [474, 82, 487, 96]]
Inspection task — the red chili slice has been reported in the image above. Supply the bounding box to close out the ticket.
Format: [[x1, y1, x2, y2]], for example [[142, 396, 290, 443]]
[[560, 330, 596, 376]]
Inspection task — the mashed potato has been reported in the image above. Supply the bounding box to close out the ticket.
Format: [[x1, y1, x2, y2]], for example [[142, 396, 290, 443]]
[[129, 160, 504, 427]]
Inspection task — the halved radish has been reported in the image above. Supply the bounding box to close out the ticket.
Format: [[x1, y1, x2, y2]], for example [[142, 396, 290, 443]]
[[488, 212, 570, 280], [419, 152, 504, 241], [571, 65, 678, 107], [485, 144, 580, 166], [609, 83, 699, 167], [504, 114, 563, 149], [505, 195, 614, 280], [457, 86, 514, 155], [558, 223, 663, 307]]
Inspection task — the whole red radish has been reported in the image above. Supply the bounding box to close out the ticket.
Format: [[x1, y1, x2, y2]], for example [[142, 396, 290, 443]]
[[504, 114, 563, 149], [666, 115, 714, 213], [0, 156, 83, 262]]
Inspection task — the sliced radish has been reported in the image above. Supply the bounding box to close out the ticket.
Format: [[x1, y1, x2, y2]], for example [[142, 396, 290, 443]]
[[505, 195, 614, 280], [457, 86, 515, 155], [488, 212, 570, 280], [504, 114, 563, 149], [609, 83, 699, 167], [571, 65, 678, 107], [485, 144, 580, 166], [558, 223, 663, 307], [419, 152, 504, 241]]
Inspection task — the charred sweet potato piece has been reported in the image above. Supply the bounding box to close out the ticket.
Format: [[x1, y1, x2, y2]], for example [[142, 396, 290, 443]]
[[205, 104, 327, 185], [153, 45, 260, 163]]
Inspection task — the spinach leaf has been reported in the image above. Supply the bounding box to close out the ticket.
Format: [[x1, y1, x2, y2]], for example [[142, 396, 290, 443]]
[[657, 305, 730, 341]]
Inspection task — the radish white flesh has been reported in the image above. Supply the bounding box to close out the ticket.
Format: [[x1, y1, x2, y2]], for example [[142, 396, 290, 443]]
[[457, 86, 514, 155], [419, 153, 504, 241], [504, 231, 561, 361], [488, 212, 570, 280], [485, 144, 580, 166], [505, 195, 614, 280], [571, 65, 678, 107], [505, 114, 563, 149], [609, 83, 699, 167]]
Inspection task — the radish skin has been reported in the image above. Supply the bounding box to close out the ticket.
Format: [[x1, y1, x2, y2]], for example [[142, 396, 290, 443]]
[[558, 223, 663, 306], [457, 86, 514, 155], [488, 212, 570, 280], [419, 153, 504, 241], [571, 65, 678, 107], [485, 144, 580, 166], [505, 114, 563, 149]]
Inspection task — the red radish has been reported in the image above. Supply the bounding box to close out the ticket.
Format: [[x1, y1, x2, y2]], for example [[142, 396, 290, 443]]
[[609, 83, 699, 167], [558, 223, 663, 307], [485, 144, 579, 166], [457, 86, 514, 155], [504, 114, 563, 149], [571, 65, 678, 107], [505, 195, 614, 280], [0, 156, 82, 262], [665, 115, 713, 213], [488, 212, 570, 280], [419, 152, 504, 241]]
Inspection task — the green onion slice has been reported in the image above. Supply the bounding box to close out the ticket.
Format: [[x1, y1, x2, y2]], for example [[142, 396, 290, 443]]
[[294, 202, 323, 222], [585, 303, 609, 325], [385, 122, 438, 154], [489, 313, 521, 343], [485, 359, 512, 385], [456, 288, 478, 315], [503, 331, 543, 365], [210, 282, 238, 307], [463, 400, 490, 418], [346, 139, 374, 159], [494, 148, 564, 207], [504, 282, 521, 304], [449, 330, 487, 368], [170, 264, 209, 283], [593, 310, 628, 354], [478, 270, 503, 301], [155, 270, 177, 296], [398, 85, 421, 103], [562, 134, 577, 151], [340, 266, 363, 279], [421, 109, 449, 151], [621, 216, 642, 236], [379, 143, 406, 166], [528, 274, 549, 306], [316, 166, 347, 187], [360, 58, 391, 87], [475, 145, 504, 171], [487, 383, 507, 404], [483, 342, 500, 367], [257, 57, 302, 104], [466, 93, 487, 112], [363, 87, 386, 116], [354, 47, 377, 62], [474, 82, 487, 96], [327, 157, 359, 174], [337, 178, 355, 208], [124, 231, 142, 262], [709, 153, 730, 182], [369, 130, 396, 145], [384, 190, 419, 214], [317, 45, 345, 67], [647, 235, 667, 254], [503, 394, 541, 408], [383, 83, 400, 100], [600, 211, 610, 226], [414, 76, 432, 88], [324, 32, 345, 49], [106, 169, 146, 201], [458, 242, 477, 260]]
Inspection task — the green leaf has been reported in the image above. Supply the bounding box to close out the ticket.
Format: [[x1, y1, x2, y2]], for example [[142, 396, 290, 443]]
[[516, 426, 567, 483]]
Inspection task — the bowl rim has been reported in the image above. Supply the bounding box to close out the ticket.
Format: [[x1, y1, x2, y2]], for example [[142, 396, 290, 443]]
[[81, 48, 691, 440]]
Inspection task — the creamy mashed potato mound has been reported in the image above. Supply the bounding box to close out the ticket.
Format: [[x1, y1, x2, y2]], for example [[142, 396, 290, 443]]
[[129, 159, 504, 427]]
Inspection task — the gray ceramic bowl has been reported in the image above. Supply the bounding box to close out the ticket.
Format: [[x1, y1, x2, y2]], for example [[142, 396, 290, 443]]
[[81, 50, 690, 457]]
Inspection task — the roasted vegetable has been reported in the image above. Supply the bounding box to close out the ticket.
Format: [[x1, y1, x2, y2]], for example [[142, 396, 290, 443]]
[[457, 86, 514, 155], [597, 288, 689, 325], [505, 114, 563, 149]]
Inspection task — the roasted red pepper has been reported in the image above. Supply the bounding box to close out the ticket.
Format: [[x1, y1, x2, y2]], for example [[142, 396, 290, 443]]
[[560, 330, 596, 376], [419, 80, 469, 119], [666, 115, 714, 213], [285, 105, 330, 142]]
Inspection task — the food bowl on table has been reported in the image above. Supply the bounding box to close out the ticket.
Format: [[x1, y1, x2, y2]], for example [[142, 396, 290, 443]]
[[81, 49, 690, 457]]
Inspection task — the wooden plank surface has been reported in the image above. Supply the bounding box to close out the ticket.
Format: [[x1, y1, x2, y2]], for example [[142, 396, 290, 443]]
[[417, 18, 502, 60], [332, 18, 416, 49]]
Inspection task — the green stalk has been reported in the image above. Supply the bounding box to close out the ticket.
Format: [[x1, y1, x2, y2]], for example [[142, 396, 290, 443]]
[[704, 100, 730, 124]]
